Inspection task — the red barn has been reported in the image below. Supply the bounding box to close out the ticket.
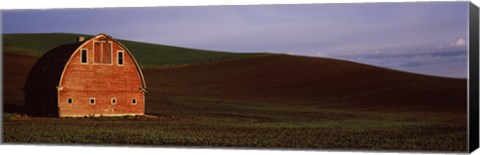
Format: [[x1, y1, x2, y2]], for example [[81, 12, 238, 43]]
[[24, 33, 146, 117]]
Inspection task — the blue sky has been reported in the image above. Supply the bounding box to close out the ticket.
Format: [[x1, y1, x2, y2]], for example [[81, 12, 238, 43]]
[[2, 2, 469, 78]]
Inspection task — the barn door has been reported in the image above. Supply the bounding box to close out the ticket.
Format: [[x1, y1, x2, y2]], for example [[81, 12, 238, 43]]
[[94, 41, 112, 64]]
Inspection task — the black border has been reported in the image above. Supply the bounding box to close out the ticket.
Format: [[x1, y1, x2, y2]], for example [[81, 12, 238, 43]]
[[469, 2, 479, 153]]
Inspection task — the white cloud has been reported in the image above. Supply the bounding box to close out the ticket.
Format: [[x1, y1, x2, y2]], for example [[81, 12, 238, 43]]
[[450, 38, 466, 47], [315, 52, 326, 57]]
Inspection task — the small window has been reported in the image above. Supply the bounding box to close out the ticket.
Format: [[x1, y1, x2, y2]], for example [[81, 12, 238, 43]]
[[118, 51, 124, 65], [89, 98, 96, 105], [81, 49, 88, 64], [111, 98, 117, 105], [67, 98, 73, 104], [131, 98, 137, 105]]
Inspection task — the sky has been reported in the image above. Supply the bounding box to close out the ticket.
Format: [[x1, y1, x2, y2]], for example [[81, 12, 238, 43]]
[[1, 2, 470, 78]]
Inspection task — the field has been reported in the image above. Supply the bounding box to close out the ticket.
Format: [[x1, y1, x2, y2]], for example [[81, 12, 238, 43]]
[[3, 110, 466, 151], [2, 33, 468, 152]]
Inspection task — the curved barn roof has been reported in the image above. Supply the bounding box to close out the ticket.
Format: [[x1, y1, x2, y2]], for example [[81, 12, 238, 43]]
[[24, 33, 147, 90]]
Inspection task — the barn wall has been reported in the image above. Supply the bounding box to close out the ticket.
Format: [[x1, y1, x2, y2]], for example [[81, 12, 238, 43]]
[[24, 43, 80, 117], [58, 36, 144, 117], [25, 88, 58, 117]]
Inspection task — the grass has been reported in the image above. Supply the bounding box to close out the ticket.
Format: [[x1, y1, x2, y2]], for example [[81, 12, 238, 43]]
[[3, 96, 467, 151], [3, 113, 29, 121], [3, 114, 466, 151], [2, 33, 261, 68]]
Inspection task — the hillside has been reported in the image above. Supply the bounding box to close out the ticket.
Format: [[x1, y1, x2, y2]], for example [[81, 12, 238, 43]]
[[3, 33, 260, 68], [3, 45, 468, 151], [144, 54, 466, 114], [4, 43, 467, 114], [3, 33, 467, 113]]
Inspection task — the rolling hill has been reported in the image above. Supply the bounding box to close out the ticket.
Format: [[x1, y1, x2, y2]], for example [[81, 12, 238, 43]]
[[3, 33, 261, 68], [2, 33, 468, 151], [144, 54, 466, 114], [3, 33, 467, 114]]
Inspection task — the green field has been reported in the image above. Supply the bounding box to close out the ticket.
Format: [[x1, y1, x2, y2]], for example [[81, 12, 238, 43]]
[[3, 102, 466, 151], [3, 33, 260, 68]]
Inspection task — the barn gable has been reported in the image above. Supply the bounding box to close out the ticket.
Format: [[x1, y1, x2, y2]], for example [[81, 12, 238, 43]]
[[25, 33, 146, 117], [59, 34, 146, 89]]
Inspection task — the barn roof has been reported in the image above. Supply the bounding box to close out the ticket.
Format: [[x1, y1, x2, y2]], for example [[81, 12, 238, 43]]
[[24, 42, 81, 90], [24, 33, 147, 90]]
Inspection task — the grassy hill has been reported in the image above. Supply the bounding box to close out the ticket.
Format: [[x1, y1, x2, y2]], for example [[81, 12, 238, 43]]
[[3, 33, 261, 68]]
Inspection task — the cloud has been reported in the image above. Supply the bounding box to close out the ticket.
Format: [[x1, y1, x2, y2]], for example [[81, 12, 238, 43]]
[[2, 3, 469, 78], [315, 52, 326, 57], [398, 61, 422, 67], [450, 38, 466, 47], [336, 50, 466, 60], [329, 49, 467, 78]]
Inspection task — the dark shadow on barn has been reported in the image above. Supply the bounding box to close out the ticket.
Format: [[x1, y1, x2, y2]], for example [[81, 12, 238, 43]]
[[24, 42, 81, 117]]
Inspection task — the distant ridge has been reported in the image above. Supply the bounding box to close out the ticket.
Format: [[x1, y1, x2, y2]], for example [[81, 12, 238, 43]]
[[3, 33, 261, 68]]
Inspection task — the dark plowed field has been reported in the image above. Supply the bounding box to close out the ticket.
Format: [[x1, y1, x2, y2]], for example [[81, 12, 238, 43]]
[[144, 54, 466, 114], [3, 52, 37, 111]]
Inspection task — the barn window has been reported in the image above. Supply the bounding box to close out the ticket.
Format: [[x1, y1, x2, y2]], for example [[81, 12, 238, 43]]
[[131, 98, 137, 105], [111, 98, 117, 105], [81, 49, 88, 64], [89, 98, 96, 105], [118, 51, 124, 66], [93, 41, 112, 64], [67, 98, 73, 104]]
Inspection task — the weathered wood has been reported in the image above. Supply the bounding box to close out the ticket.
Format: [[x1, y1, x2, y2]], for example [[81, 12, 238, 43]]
[[58, 34, 145, 117]]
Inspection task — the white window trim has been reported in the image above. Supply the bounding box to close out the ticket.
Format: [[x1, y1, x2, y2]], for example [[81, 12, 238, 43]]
[[80, 49, 88, 64], [111, 97, 117, 105], [108, 42, 113, 65], [131, 98, 137, 105], [67, 98, 73, 104], [117, 50, 124, 66], [89, 98, 96, 105]]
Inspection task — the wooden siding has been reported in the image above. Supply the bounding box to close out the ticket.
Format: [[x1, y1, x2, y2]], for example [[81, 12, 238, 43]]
[[93, 41, 113, 64], [58, 35, 144, 117]]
